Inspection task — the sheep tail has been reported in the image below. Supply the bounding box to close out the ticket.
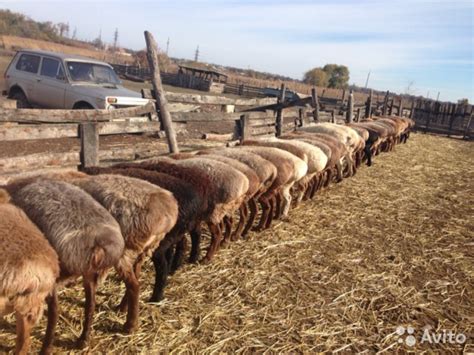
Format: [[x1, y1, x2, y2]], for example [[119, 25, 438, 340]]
[[0, 188, 10, 204]]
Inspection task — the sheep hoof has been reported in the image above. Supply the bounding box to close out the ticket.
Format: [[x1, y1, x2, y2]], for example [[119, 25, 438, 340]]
[[75, 337, 88, 350], [220, 240, 229, 248], [123, 322, 138, 334], [200, 256, 212, 265], [280, 216, 290, 222], [148, 294, 164, 303]]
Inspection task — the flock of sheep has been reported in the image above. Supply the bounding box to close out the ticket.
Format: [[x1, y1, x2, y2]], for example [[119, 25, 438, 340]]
[[0, 116, 414, 354]]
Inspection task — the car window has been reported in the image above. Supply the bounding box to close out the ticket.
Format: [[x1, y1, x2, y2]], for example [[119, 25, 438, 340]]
[[40, 57, 60, 78], [15, 54, 41, 74]]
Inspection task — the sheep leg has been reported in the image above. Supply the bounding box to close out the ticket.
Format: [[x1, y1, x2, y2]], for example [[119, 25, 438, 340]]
[[263, 195, 276, 229], [335, 161, 343, 182], [40, 288, 58, 355], [202, 222, 222, 263], [324, 168, 333, 187], [77, 273, 99, 348], [170, 236, 186, 274], [231, 204, 248, 241], [281, 186, 292, 219], [274, 192, 282, 220], [221, 215, 233, 248], [150, 246, 169, 302], [254, 196, 270, 231], [309, 175, 320, 199], [365, 144, 373, 166], [242, 198, 258, 237], [15, 311, 36, 355], [189, 224, 202, 263]]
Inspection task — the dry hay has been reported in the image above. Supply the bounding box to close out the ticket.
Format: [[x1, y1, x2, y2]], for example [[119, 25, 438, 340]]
[[0, 133, 472, 353]]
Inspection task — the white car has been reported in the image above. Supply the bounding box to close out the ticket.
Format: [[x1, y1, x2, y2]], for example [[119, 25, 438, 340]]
[[4, 49, 149, 109]]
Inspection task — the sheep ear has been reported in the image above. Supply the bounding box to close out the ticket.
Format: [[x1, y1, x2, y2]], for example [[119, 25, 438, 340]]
[[0, 188, 10, 204]]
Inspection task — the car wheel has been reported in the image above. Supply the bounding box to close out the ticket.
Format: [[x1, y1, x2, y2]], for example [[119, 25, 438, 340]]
[[74, 102, 94, 110], [10, 90, 31, 108]]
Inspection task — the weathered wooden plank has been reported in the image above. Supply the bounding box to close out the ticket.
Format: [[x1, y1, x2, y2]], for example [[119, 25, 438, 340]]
[[80, 122, 99, 169], [0, 102, 156, 123], [0, 121, 166, 141], [0, 98, 17, 109], [145, 30, 179, 153], [165, 92, 277, 106], [171, 110, 273, 122]]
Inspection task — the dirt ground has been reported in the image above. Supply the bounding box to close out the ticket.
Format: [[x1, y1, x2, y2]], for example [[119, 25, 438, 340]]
[[0, 133, 472, 353]]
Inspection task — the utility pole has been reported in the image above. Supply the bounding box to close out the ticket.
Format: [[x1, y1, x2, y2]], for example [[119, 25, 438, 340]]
[[436, 92, 440, 101], [166, 37, 170, 55], [194, 45, 199, 62], [427, 91, 430, 99], [365, 70, 371, 88]]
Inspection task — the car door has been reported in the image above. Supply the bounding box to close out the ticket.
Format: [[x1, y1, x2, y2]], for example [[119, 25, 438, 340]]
[[11, 53, 41, 105], [35, 56, 68, 108]]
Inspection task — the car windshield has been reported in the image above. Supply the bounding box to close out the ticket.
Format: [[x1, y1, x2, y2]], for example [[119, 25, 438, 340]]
[[66, 61, 120, 85]]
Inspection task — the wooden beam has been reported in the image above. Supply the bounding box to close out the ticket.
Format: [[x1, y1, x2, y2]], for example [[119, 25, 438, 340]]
[[346, 90, 354, 123], [275, 83, 286, 137], [240, 114, 250, 142], [164, 92, 277, 106], [79, 122, 99, 169], [145, 30, 179, 153], [0, 103, 155, 123], [365, 89, 373, 118], [0, 121, 166, 141], [311, 87, 320, 122]]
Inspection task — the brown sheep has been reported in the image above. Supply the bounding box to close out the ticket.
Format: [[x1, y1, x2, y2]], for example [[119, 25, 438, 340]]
[[197, 148, 277, 236], [0, 189, 59, 355], [6, 179, 124, 349], [38, 171, 179, 332]]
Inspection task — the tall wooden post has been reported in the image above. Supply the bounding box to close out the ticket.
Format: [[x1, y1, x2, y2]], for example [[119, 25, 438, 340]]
[[388, 98, 394, 116], [239, 114, 250, 142], [144, 31, 179, 153], [382, 90, 390, 116], [80, 122, 99, 169], [331, 109, 336, 123], [410, 99, 416, 119], [275, 83, 286, 137], [356, 108, 361, 122], [346, 90, 354, 123], [311, 87, 320, 122], [399, 98, 404, 117], [365, 89, 373, 118]]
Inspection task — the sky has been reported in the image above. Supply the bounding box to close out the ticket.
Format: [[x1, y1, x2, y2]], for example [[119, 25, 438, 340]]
[[1, 0, 473, 102]]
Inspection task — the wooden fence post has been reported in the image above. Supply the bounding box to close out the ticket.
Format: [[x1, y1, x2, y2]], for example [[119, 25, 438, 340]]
[[383, 90, 390, 116], [239, 114, 250, 142], [341, 89, 346, 105], [144, 30, 179, 153], [463, 108, 473, 139], [399, 98, 404, 117], [331, 109, 336, 123], [410, 99, 416, 119], [388, 98, 394, 116], [80, 122, 99, 169], [297, 108, 304, 127], [365, 89, 373, 118], [311, 87, 320, 122], [238, 84, 244, 96], [275, 83, 286, 137], [356, 108, 361, 122], [448, 104, 458, 137], [346, 90, 354, 123]]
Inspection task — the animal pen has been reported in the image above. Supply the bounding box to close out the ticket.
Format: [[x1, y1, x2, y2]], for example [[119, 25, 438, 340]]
[[0, 34, 472, 353]]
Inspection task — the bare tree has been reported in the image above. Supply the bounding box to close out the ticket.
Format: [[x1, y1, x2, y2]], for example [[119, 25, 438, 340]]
[[404, 81, 416, 95]]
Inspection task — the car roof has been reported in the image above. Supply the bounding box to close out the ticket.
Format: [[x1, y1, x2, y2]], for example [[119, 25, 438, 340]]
[[17, 49, 111, 66]]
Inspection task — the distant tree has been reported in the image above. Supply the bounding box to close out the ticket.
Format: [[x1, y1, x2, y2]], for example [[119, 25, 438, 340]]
[[303, 68, 328, 87], [458, 98, 469, 105], [405, 81, 416, 95], [57, 22, 69, 37], [322, 64, 350, 89]]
